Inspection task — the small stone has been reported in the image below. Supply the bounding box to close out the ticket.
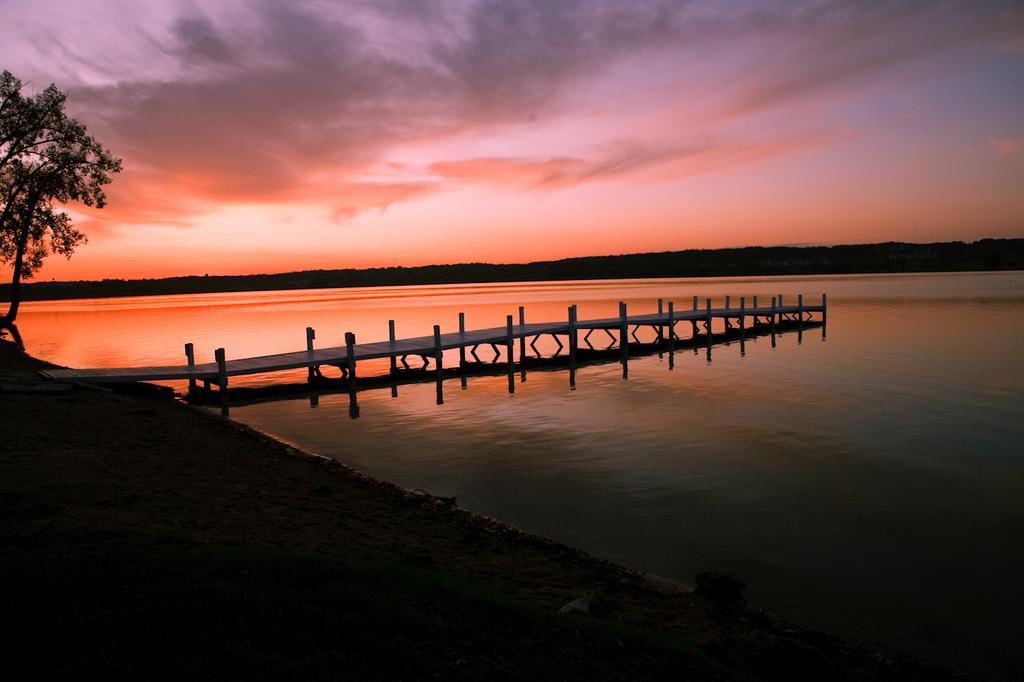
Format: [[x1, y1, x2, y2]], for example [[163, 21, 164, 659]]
[[558, 597, 590, 615], [695, 571, 746, 604]]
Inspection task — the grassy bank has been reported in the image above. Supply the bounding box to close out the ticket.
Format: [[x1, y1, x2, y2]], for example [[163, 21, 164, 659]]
[[4, 540, 731, 680], [0, 338, 964, 680]]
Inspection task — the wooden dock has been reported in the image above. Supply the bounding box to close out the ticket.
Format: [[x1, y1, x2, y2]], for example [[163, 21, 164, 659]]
[[40, 294, 825, 404]]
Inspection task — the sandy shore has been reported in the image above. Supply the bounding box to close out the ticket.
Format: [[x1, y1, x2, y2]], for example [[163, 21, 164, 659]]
[[0, 337, 964, 680]]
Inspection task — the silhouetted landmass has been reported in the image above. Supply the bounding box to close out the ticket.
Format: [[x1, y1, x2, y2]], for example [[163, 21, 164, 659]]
[[3, 238, 1021, 303]]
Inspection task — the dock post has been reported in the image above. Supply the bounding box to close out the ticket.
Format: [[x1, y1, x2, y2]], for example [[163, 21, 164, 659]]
[[691, 295, 699, 338], [518, 305, 527, 380], [657, 298, 664, 343], [619, 301, 628, 349], [778, 294, 784, 324], [458, 313, 466, 367], [739, 297, 746, 357], [568, 304, 577, 389], [667, 301, 675, 370], [798, 294, 804, 324], [388, 320, 398, 397], [215, 348, 228, 416], [619, 301, 628, 379], [184, 343, 196, 393], [724, 295, 731, 331], [345, 332, 357, 382], [705, 298, 713, 363], [345, 332, 359, 418], [458, 313, 467, 390], [433, 324, 444, 405], [822, 293, 828, 341], [770, 297, 777, 348], [306, 327, 316, 381], [506, 315, 515, 394], [752, 295, 759, 326]]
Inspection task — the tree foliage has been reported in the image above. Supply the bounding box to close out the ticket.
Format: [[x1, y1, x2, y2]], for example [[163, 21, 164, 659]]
[[1, 70, 121, 322]]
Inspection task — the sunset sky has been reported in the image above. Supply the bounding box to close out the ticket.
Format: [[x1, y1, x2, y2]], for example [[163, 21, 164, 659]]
[[3, 0, 1023, 281]]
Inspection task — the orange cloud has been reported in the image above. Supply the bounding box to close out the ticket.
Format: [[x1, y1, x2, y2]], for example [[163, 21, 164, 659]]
[[990, 137, 1024, 157]]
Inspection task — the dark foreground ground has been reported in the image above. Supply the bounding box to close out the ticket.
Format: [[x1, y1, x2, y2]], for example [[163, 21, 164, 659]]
[[0, 338, 966, 680]]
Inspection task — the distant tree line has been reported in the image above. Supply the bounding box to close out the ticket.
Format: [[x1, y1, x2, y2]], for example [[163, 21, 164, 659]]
[[2, 238, 1021, 304]]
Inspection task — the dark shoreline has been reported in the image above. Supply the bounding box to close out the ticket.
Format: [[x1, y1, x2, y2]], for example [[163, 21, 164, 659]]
[[4, 238, 1021, 304], [0, 338, 976, 680]]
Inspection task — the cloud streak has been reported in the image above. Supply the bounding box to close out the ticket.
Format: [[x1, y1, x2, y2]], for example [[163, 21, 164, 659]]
[[429, 130, 845, 190]]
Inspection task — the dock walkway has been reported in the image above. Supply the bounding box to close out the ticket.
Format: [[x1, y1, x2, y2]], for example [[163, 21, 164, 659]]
[[41, 294, 825, 386]]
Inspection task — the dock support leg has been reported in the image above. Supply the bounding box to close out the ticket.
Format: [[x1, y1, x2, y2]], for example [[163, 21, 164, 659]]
[[822, 293, 828, 341], [568, 304, 577, 390], [506, 315, 515, 394], [797, 294, 804, 345], [705, 298, 713, 364], [388, 320, 398, 397], [345, 332, 359, 418], [667, 301, 675, 370], [458, 313, 466, 367], [185, 343, 196, 394], [724, 296, 732, 332], [306, 327, 316, 382], [656, 298, 664, 343], [691, 295, 699, 340], [518, 306, 526, 381], [739, 297, 746, 357], [215, 348, 228, 416], [433, 324, 444, 405], [458, 313, 467, 390], [770, 297, 777, 348], [619, 301, 628, 379]]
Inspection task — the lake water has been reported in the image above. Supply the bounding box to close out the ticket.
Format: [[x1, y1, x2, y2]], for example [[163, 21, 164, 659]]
[[15, 272, 1024, 678]]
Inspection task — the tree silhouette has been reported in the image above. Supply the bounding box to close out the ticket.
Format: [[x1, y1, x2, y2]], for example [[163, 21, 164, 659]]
[[1, 70, 121, 324]]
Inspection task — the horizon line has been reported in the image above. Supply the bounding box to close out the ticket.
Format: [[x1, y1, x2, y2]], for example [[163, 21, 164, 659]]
[[16, 236, 1022, 287]]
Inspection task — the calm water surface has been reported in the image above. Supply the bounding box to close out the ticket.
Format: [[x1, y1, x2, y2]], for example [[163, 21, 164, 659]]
[[17, 272, 1024, 678]]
